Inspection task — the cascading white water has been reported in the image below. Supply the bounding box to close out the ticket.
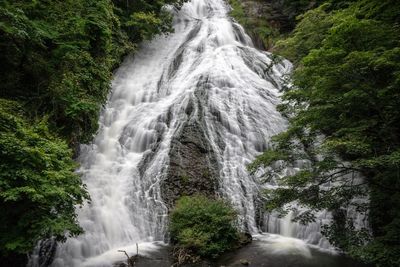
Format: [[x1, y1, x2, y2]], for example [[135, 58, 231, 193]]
[[262, 166, 368, 250], [42, 0, 341, 266]]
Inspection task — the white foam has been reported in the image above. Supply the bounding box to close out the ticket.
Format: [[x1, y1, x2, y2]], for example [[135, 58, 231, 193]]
[[254, 234, 312, 258]]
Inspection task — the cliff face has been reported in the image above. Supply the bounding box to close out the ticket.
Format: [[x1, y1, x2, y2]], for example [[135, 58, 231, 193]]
[[228, 0, 316, 50], [162, 97, 219, 207], [238, 0, 294, 32], [162, 121, 219, 207]]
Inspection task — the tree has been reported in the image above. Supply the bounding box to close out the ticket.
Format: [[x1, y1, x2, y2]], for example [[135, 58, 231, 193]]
[[251, 1, 400, 266], [0, 100, 89, 257]]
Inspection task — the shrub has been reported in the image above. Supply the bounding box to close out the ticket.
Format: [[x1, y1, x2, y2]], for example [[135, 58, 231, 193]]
[[169, 195, 240, 260], [0, 100, 89, 256]]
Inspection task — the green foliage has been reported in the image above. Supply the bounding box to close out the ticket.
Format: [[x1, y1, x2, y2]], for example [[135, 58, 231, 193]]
[[252, 0, 400, 266], [228, 0, 356, 50], [0, 0, 183, 144], [113, 0, 187, 41], [170, 195, 240, 259], [125, 11, 172, 40], [0, 100, 89, 255], [0, 0, 129, 143], [228, 0, 278, 49], [227, 0, 247, 26], [275, 4, 334, 63]]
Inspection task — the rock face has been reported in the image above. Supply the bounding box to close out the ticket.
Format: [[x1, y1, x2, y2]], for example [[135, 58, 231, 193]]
[[246, 0, 299, 32], [227, 0, 287, 50], [231, 0, 315, 50], [241, 0, 292, 29], [162, 97, 219, 207], [237, 0, 304, 33], [27, 238, 57, 267]]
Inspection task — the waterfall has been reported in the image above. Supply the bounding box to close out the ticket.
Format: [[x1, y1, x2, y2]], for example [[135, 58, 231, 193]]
[[36, 0, 341, 266]]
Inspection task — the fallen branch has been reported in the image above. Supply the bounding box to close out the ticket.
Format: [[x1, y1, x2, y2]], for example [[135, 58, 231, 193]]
[[118, 243, 139, 267]]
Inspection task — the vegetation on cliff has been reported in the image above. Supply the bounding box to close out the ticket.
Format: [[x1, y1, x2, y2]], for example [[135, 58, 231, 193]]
[[247, 0, 400, 266], [0, 0, 184, 263], [170, 195, 240, 263], [227, 0, 279, 49], [227, 0, 354, 50]]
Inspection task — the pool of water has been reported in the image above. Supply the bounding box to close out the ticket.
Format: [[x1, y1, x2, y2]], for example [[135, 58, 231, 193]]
[[217, 234, 368, 267], [113, 234, 368, 267]]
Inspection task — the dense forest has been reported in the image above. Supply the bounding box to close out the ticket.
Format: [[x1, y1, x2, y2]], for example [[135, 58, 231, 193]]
[[0, 0, 399, 266]]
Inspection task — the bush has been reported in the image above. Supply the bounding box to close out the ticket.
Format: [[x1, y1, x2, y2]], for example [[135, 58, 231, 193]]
[[169, 195, 240, 260]]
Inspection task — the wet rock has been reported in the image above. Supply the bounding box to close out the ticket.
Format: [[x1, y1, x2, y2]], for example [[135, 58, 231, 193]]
[[162, 97, 219, 207], [235, 0, 297, 33], [28, 238, 57, 267], [37, 239, 57, 267], [231, 0, 315, 50], [238, 232, 253, 247], [113, 262, 127, 267], [240, 259, 250, 265]]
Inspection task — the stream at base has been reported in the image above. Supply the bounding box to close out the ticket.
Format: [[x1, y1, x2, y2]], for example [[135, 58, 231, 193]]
[[87, 234, 367, 267]]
